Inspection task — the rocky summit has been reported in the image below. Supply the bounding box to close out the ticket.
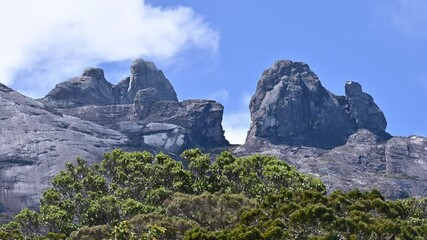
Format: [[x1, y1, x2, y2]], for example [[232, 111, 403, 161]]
[[237, 60, 426, 199], [0, 59, 228, 214], [246, 60, 390, 149], [1, 58, 427, 214], [40, 59, 178, 108]]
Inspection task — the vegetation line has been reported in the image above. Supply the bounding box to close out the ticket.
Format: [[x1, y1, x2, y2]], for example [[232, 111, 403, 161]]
[[1, 149, 426, 239]]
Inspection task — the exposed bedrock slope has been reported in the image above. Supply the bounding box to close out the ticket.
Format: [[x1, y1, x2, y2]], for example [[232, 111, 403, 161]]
[[238, 60, 425, 199]]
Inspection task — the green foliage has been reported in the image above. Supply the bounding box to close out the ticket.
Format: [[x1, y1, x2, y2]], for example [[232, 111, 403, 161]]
[[165, 192, 256, 229], [69, 225, 111, 240], [1, 148, 427, 239], [112, 220, 137, 240]]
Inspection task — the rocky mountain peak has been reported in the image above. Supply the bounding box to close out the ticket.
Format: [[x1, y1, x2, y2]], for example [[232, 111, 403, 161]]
[[0, 59, 228, 213], [40, 59, 178, 108], [82, 67, 106, 79], [344, 81, 389, 139], [115, 59, 178, 104], [0, 82, 12, 92], [40, 67, 114, 108], [1, 57, 427, 214], [131, 58, 158, 71], [246, 60, 390, 149], [345, 81, 362, 95]]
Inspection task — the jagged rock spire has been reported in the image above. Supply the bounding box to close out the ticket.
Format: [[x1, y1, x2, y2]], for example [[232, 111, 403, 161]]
[[40, 59, 178, 108], [246, 60, 390, 149]]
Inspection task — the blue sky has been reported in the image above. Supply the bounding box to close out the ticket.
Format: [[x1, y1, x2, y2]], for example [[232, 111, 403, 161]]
[[1, 0, 427, 143]]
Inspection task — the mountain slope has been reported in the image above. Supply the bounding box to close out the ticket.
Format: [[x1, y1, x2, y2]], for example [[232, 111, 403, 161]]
[[0, 83, 128, 213], [237, 60, 427, 199]]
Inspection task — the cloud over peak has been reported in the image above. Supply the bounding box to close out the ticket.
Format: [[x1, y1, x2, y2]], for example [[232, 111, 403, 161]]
[[0, 0, 219, 97]]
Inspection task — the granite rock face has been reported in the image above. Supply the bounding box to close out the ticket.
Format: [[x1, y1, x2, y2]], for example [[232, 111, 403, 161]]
[[4, 57, 427, 215], [246, 60, 390, 149], [0, 84, 128, 213], [238, 60, 425, 199], [142, 123, 187, 153], [115, 59, 178, 104], [0, 60, 229, 214], [236, 130, 427, 199], [134, 88, 160, 119], [344, 81, 390, 139], [41, 59, 227, 151], [58, 99, 229, 150], [145, 100, 229, 148], [41, 59, 178, 108], [41, 68, 115, 108]]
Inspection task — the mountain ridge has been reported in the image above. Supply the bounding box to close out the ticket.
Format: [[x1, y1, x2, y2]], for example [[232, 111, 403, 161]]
[[0, 59, 426, 214]]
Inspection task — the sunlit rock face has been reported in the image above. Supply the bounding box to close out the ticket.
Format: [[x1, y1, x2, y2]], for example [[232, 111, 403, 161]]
[[344, 81, 390, 139], [114, 59, 178, 104], [41, 59, 228, 151], [238, 60, 425, 200], [0, 60, 229, 214], [4, 57, 427, 215], [41, 59, 178, 109], [0, 83, 128, 213], [246, 60, 390, 149]]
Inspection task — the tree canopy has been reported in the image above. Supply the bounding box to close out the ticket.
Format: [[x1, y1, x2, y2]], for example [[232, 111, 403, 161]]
[[1, 149, 426, 239]]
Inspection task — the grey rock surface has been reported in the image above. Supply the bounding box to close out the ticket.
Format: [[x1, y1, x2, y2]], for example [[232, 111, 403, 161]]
[[344, 81, 390, 139], [59, 104, 136, 130], [0, 84, 128, 213], [3, 56, 427, 216], [247, 60, 357, 149], [41, 68, 115, 108], [236, 129, 427, 199], [115, 59, 178, 104], [40, 59, 178, 108], [134, 88, 160, 118], [144, 100, 229, 148], [39, 59, 226, 150], [0, 60, 230, 214], [142, 123, 187, 153], [57, 99, 228, 150], [246, 60, 390, 149], [239, 60, 426, 199]]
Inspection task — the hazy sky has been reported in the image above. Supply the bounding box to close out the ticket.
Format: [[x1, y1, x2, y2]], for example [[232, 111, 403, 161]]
[[1, 0, 427, 144]]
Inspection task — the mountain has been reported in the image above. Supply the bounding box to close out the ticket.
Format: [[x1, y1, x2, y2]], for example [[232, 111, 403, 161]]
[[0, 59, 426, 214], [246, 60, 390, 149], [40, 59, 178, 108], [0, 59, 228, 214], [237, 60, 427, 199], [0, 82, 128, 213]]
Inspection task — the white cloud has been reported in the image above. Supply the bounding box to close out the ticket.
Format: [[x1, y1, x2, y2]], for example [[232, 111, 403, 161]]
[[223, 111, 250, 145], [375, 0, 427, 38], [222, 94, 252, 145], [0, 0, 219, 97]]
